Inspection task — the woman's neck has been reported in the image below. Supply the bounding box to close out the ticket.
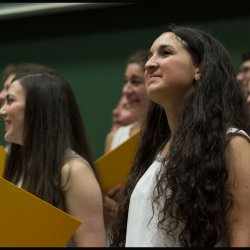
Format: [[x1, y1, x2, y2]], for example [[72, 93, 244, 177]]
[[160, 105, 182, 157], [130, 121, 141, 136]]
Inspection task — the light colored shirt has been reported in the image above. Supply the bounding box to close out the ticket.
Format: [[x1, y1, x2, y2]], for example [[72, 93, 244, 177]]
[[111, 124, 133, 150], [125, 128, 250, 247]]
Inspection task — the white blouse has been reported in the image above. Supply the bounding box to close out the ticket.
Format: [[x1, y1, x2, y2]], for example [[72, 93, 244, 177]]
[[125, 128, 250, 247], [111, 124, 134, 150]]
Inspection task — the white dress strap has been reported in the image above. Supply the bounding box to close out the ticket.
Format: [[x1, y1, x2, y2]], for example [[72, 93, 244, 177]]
[[226, 127, 250, 142], [64, 148, 93, 171]]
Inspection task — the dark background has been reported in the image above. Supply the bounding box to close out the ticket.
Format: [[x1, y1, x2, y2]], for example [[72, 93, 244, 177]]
[[0, 2, 249, 159]]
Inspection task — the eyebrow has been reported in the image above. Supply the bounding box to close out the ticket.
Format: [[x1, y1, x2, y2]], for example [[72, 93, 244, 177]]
[[158, 44, 174, 50], [124, 74, 144, 79], [240, 66, 250, 73], [149, 44, 175, 56], [131, 74, 144, 79]]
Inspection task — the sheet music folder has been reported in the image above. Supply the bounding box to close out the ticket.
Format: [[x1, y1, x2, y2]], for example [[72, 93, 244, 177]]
[[0, 177, 81, 247], [95, 131, 139, 192], [0, 145, 7, 177]]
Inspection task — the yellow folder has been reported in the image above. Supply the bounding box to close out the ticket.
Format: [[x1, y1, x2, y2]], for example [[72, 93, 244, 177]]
[[0, 145, 7, 177], [0, 177, 81, 247], [95, 131, 139, 192]]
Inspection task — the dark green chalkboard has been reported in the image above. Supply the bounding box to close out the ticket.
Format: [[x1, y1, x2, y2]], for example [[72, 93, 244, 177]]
[[0, 2, 249, 158]]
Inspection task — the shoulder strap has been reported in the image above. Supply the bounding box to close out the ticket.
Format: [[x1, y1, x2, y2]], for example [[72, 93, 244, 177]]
[[64, 149, 93, 171], [227, 127, 250, 142]]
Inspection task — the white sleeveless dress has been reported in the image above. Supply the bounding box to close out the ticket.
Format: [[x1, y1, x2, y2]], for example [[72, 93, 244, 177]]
[[110, 124, 134, 150], [125, 128, 250, 247]]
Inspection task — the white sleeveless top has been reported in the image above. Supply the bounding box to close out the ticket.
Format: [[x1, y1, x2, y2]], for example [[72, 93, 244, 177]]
[[110, 124, 134, 150], [125, 128, 250, 247], [16, 149, 91, 188]]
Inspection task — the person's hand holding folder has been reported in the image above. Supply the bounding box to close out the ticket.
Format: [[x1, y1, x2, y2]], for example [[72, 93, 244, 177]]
[[103, 184, 124, 228]]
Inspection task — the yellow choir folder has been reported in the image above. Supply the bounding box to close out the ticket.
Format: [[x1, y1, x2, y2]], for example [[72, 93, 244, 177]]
[[0, 177, 81, 247], [0, 145, 7, 177], [95, 131, 139, 192]]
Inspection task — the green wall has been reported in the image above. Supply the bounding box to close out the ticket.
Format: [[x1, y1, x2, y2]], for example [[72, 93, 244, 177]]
[[0, 2, 249, 159]]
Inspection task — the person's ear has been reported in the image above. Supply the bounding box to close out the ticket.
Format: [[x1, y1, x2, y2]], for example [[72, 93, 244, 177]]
[[194, 67, 201, 81]]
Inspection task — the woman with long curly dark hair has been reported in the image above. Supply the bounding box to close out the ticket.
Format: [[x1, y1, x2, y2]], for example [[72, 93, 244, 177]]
[[110, 24, 250, 247]]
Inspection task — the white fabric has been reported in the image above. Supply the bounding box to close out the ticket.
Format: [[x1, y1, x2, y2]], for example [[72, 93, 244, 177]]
[[110, 124, 134, 150], [125, 159, 174, 247], [125, 128, 250, 247], [16, 149, 91, 188], [64, 148, 92, 170], [226, 127, 250, 141]]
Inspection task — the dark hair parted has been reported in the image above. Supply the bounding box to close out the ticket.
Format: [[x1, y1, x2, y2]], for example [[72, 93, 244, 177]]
[[2, 63, 55, 83], [110, 24, 250, 247], [127, 50, 149, 70], [4, 70, 95, 208]]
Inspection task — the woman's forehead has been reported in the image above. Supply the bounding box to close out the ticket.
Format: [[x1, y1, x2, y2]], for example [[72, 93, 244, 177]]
[[7, 80, 24, 95], [150, 32, 186, 51]]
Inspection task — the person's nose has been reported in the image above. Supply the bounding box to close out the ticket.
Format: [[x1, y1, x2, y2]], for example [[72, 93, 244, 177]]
[[238, 74, 243, 82], [112, 107, 120, 118], [0, 104, 7, 119], [145, 56, 158, 74], [122, 82, 133, 96], [246, 92, 250, 103], [0, 89, 7, 102]]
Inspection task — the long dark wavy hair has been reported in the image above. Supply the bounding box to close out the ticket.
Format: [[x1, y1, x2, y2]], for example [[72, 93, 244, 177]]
[[4, 70, 95, 209], [110, 24, 250, 247]]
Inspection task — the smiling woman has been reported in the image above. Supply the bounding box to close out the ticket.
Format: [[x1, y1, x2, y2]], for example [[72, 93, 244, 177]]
[[110, 24, 250, 247], [145, 32, 200, 107], [103, 50, 150, 245], [0, 80, 25, 145], [0, 70, 106, 247]]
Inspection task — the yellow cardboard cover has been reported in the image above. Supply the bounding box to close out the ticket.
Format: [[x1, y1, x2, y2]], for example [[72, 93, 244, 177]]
[[95, 131, 139, 192], [0, 146, 7, 177], [0, 177, 81, 247]]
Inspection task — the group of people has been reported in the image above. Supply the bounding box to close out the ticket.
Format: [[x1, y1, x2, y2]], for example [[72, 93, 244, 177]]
[[0, 23, 250, 247]]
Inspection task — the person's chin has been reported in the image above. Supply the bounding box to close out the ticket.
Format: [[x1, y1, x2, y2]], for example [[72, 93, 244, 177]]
[[4, 134, 10, 143], [4, 135, 16, 145]]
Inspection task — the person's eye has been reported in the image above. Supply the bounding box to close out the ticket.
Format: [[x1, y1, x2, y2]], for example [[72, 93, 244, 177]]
[[241, 66, 250, 73], [131, 79, 144, 86], [6, 96, 14, 104], [160, 50, 171, 57]]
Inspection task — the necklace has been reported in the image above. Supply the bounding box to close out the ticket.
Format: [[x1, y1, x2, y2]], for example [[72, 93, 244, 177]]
[[155, 139, 172, 162], [155, 153, 165, 162]]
